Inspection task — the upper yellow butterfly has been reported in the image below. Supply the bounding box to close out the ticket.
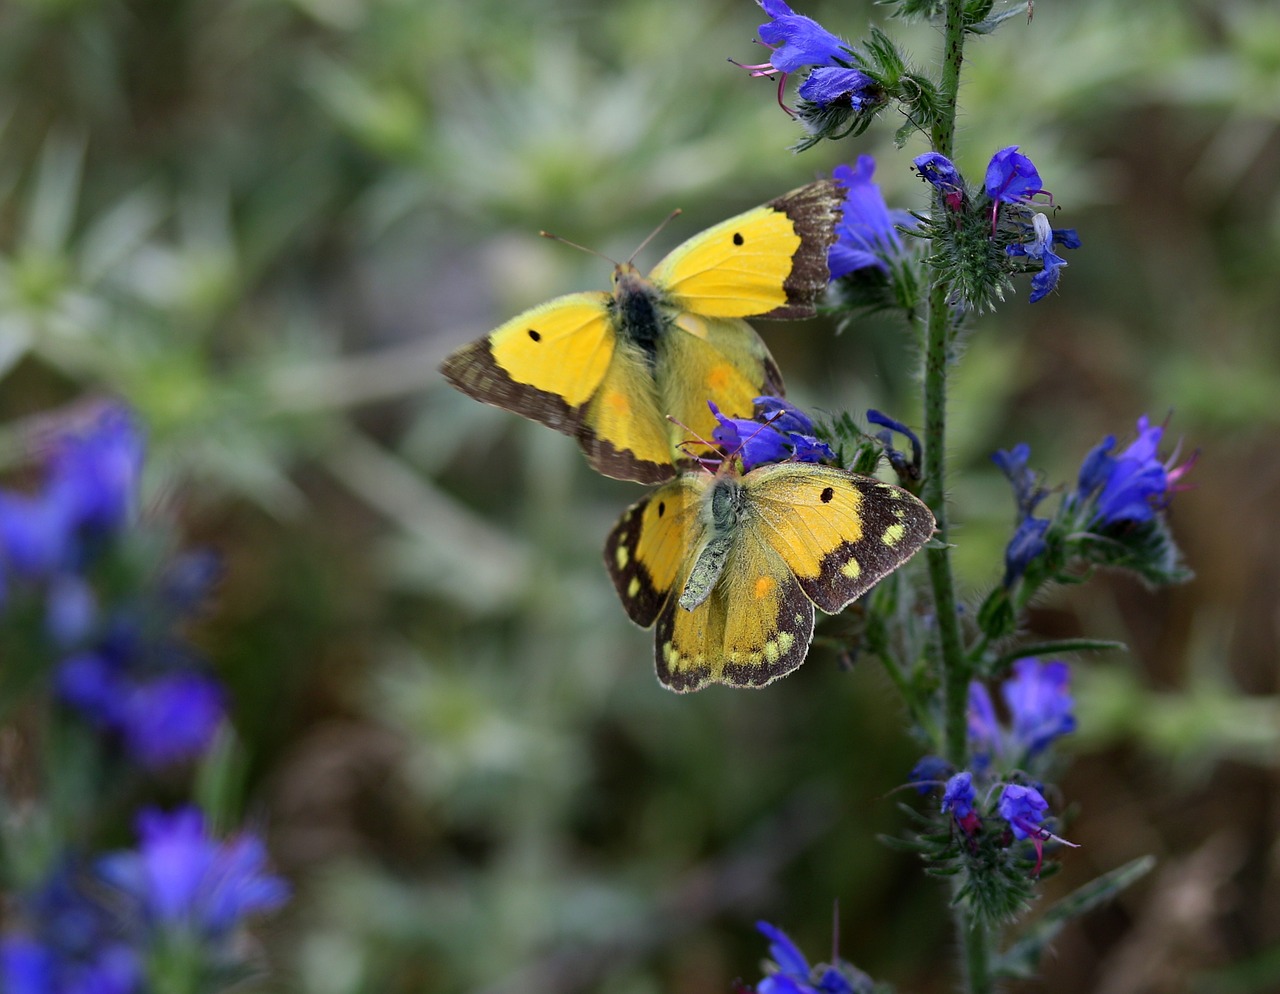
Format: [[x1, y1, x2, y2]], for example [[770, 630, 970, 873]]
[[439, 181, 842, 483]]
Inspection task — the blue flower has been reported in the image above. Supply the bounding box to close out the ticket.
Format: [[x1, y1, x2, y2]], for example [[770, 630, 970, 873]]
[[984, 146, 1046, 206], [991, 443, 1045, 520], [1002, 516, 1049, 587], [1006, 213, 1073, 303], [45, 406, 144, 537], [996, 783, 1049, 841], [1074, 416, 1195, 527], [120, 673, 225, 769], [755, 0, 847, 72], [828, 157, 908, 279], [1, 866, 142, 994], [797, 66, 878, 109], [710, 398, 834, 472], [913, 152, 961, 192], [1003, 658, 1075, 755], [753, 921, 858, 994], [909, 754, 952, 794], [0, 404, 143, 584], [55, 635, 226, 769], [941, 772, 975, 819], [99, 807, 289, 940], [865, 409, 922, 479], [992, 443, 1051, 585], [967, 681, 1000, 768]]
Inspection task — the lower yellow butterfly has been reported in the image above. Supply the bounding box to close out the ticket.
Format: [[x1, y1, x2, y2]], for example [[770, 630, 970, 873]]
[[604, 407, 935, 691], [439, 181, 841, 483]]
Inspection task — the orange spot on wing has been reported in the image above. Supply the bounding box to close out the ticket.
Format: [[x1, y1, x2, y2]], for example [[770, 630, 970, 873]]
[[603, 390, 631, 415], [706, 364, 734, 392], [753, 575, 776, 600]]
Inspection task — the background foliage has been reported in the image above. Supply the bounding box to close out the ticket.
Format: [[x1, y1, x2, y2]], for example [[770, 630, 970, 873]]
[[1, 0, 1278, 991]]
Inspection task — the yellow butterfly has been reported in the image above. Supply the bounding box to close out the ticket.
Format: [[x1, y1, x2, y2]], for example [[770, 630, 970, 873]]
[[439, 181, 841, 483], [604, 460, 935, 691]]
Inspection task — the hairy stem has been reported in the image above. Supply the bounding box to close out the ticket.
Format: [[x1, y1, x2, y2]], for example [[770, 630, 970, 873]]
[[923, 4, 994, 994]]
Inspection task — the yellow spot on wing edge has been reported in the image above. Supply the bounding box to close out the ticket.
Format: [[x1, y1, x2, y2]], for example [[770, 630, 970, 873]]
[[840, 558, 862, 580], [627, 578, 641, 598], [883, 522, 907, 547], [615, 545, 629, 569]]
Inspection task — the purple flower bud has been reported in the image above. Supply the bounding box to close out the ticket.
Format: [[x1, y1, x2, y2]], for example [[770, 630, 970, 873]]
[[997, 783, 1049, 840]]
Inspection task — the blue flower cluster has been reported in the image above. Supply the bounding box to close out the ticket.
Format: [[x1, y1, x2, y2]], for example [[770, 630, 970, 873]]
[[915, 658, 1078, 873], [735, 1, 880, 113], [995, 415, 1195, 588], [2, 808, 288, 994], [0, 405, 226, 768], [710, 396, 835, 472], [914, 145, 1081, 303]]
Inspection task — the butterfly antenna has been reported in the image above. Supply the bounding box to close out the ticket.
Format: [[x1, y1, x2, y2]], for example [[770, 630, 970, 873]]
[[666, 414, 722, 474], [538, 230, 619, 267], [627, 208, 683, 266]]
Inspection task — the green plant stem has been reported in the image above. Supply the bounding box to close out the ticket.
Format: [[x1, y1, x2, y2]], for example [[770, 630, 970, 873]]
[[922, 4, 994, 994], [923, 0, 970, 770]]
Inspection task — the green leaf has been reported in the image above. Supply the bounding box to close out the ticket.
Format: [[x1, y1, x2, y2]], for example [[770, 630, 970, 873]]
[[995, 855, 1156, 978]]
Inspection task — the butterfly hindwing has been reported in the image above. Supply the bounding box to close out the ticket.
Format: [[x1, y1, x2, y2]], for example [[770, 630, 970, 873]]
[[655, 314, 785, 466], [440, 293, 614, 436], [648, 180, 841, 321], [745, 464, 936, 613], [655, 524, 814, 692], [580, 342, 679, 483]]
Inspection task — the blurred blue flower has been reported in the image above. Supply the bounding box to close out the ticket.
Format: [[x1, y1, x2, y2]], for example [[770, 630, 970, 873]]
[[0, 866, 141, 994], [996, 784, 1049, 841], [828, 157, 908, 279], [99, 807, 289, 940], [55, 632, 226, 770], [909, 754, 952, 794], [1075, 416, 1194, 527], [710, 398, 834, 472], [967, 681, 1000, 768], [984, 146, 1046, 206], [121, 673, 225, 769], [0, 404, 143, 585], [1003, 658, 1075, 755], [46, 406, 144, 536]]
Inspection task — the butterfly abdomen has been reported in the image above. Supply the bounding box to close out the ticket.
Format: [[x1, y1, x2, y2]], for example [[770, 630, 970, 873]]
[[678, 478, 748, 611]]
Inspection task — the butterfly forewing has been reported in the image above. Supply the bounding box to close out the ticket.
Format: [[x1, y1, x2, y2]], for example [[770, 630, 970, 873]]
[[650, 180, 840, 321], [604, 477, 704, 627], [747, 465, 936, 613], [440, 293, 615, 433]]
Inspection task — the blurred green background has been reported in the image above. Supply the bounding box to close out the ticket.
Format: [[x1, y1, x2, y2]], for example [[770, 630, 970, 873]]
[[1, 0, 1278, 991]]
